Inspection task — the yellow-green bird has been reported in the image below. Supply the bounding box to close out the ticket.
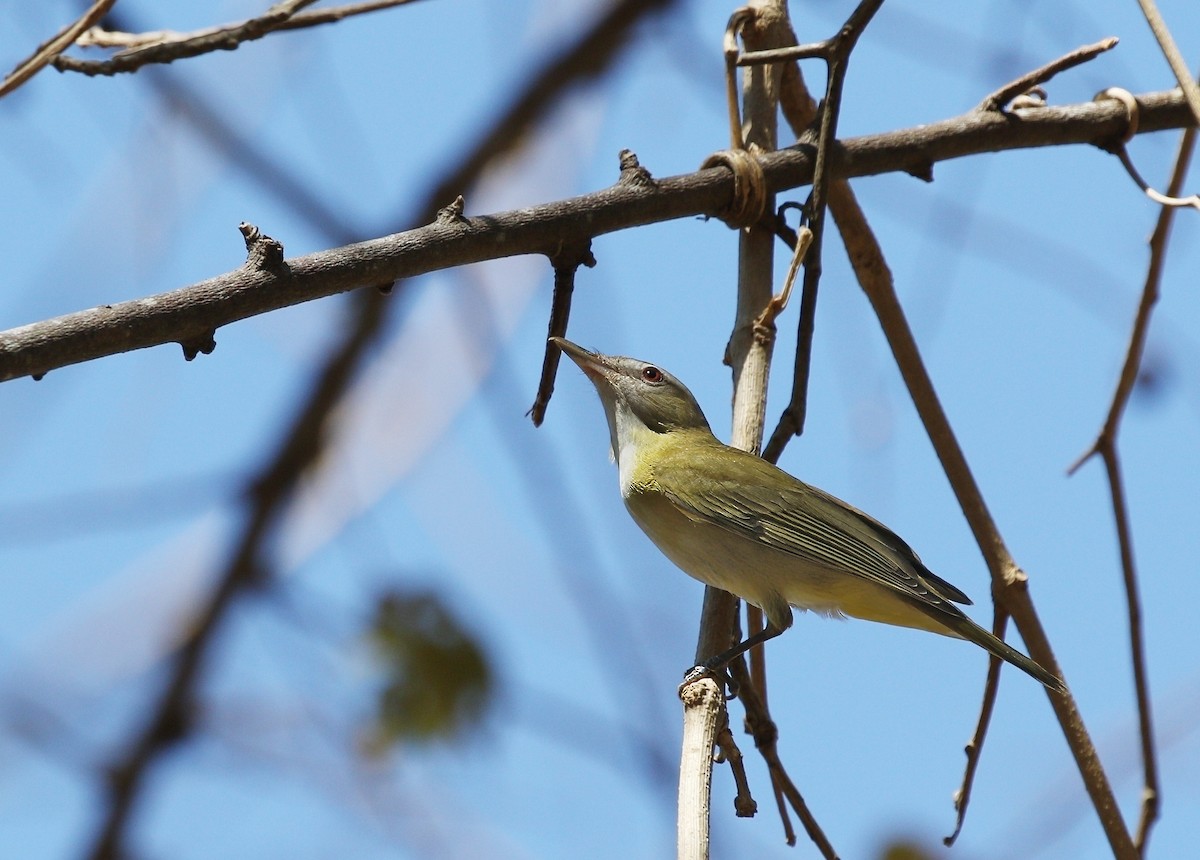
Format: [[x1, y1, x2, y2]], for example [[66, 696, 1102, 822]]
[[551, 337, 1064, 693]]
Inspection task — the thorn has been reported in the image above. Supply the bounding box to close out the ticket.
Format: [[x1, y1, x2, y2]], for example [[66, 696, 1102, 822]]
[[436, 195, 467, 225], [617, 148, 655, 189], [239, 221, 286, 272]]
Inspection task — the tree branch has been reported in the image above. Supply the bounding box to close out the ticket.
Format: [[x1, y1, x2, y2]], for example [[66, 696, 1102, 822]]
[[1067, 125, 1195, 857], [0, 0, 116, 97], [1, 87, 1193, 384], [53, 0, 424, 77]]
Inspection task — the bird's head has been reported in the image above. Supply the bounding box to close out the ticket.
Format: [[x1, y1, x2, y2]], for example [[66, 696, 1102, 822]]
[[551, 337, 711, 460]]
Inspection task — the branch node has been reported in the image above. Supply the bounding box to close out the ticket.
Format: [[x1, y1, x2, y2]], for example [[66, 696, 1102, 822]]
[[700, 148, 768, 229], [180, 331, 217, 361], [238, 221, 286, 272], [616, 148, 656, 189], [1094, 87, 1140, 151], [436, 195, 468, 225]]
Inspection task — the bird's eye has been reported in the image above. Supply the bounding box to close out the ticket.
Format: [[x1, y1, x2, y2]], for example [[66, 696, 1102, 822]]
[[641, 365, 663, 383]]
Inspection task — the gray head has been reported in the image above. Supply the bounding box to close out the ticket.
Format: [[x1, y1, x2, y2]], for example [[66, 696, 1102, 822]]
[[551, 338, 711, 453]]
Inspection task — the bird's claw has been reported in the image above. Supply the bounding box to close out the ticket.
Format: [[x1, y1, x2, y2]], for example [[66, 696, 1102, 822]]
[[679, 664, 739, 699]]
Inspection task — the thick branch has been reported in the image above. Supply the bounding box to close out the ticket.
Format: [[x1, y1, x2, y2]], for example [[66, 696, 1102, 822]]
[[0, 88, 1193, 383]]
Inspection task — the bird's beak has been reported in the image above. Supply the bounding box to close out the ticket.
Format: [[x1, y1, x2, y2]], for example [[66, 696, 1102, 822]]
[[550, 337, 610, 385]]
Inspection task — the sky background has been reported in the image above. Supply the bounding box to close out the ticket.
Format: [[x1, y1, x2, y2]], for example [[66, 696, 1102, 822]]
[[1, 0, 1199, 858]]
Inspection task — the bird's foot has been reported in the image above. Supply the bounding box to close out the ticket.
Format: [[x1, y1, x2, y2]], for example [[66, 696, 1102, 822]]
[[679, 664, 738, 699]]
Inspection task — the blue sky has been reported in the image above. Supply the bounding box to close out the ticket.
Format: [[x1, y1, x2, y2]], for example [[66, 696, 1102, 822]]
[[1, 1, 1198, 858]]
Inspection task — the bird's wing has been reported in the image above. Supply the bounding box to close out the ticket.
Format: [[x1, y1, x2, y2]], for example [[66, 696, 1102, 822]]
[[652, 443, 972, 609]]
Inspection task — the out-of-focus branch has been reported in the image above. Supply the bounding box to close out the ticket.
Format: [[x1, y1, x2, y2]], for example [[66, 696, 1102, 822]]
[[53, 0, 431, 77], [0, 0, 115, 97], [1068, 124, 1195, 855], [82, 1, 681, 857], [2, 86, 1193, 385], [75, 0, 426, 52]]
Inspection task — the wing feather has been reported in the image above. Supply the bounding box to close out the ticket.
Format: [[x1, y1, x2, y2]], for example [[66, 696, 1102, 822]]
[[651, 442, 972, 610]]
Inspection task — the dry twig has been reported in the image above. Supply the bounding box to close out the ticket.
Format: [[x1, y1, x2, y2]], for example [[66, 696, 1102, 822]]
[[1067, 125, 1196, 855], [0, 0, 115, 97], [55, 0, 431, 77]]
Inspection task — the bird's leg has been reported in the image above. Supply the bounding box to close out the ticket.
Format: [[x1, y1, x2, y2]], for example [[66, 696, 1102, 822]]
[[680, 622, 787, 696]]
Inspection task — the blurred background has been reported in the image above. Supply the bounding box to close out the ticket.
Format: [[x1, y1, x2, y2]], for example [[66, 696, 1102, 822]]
[[1, 1, 1198, 857]]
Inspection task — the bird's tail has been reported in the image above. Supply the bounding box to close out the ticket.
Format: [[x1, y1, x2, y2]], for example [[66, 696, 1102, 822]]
[[951, 614, 1066, 693]]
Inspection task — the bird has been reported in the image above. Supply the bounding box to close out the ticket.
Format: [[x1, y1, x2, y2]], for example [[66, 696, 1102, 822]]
[[551, 336, 1065, 693]]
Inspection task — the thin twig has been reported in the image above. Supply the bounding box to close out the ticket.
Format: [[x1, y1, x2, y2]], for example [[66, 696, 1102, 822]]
[[54, 0, 384, 77], [1067, 125, 1194, 856], [729, 659, 838, 858], [976, 38, 1119, 113], [527, 239, 595, 426], [762, 0, 885, 463], [944, 609, 1008, 845], [1134, 0, 1200, 126], [684, 3, 789, 854], [77, 0, 427, 52], [770, 38, 1138, 855], [0, 0, 116, 98]]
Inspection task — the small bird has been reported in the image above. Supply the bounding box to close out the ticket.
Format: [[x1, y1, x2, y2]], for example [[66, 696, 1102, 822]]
[[551, 337, 1065, 693]]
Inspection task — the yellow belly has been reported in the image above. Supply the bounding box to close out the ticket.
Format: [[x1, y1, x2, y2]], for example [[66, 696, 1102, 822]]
[[623, 486, 956, 638]]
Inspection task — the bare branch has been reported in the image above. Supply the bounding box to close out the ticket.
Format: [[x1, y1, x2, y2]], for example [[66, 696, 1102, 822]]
[[0, 0, 115, 98], [1067, 125, 1194, 856], [53, 0, 400, 77], [944, 609, 1008, 845], [852, 210, 1137, 860], [1, 87, 1192, 384], [762, 0, 884, 462], [1134, 0, 1200, 125], [76, 0, 427, 52], [977, 37, 1119, 113]]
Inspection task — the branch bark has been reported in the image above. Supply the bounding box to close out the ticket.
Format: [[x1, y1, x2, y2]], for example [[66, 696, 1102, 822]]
[[1, 87, 1193, 384]]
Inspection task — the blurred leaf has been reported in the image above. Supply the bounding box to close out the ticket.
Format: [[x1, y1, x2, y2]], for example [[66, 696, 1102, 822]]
[[878, 840, 938, 860], [362, 589, 492, 751]]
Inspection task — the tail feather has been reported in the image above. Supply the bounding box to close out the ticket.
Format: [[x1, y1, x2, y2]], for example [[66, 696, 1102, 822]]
[[952, 614, 1066, 693]]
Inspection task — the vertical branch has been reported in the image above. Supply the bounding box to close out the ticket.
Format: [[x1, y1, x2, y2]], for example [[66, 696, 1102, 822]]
[[681, 3, 788, 858], [761, 0, 885, 463], [1068, 125, 1195, 854], [1133, 0, 1200, 125]]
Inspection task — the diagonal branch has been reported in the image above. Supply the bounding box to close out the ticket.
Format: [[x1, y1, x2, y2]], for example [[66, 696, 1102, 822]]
[[853, 215, 1137, 860], [81, 1, 682, 856], [76, 0, 427, 53], [53, 0, 387, 77], [0, 0, 115, 98], [1, 86, 1193, 384]]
